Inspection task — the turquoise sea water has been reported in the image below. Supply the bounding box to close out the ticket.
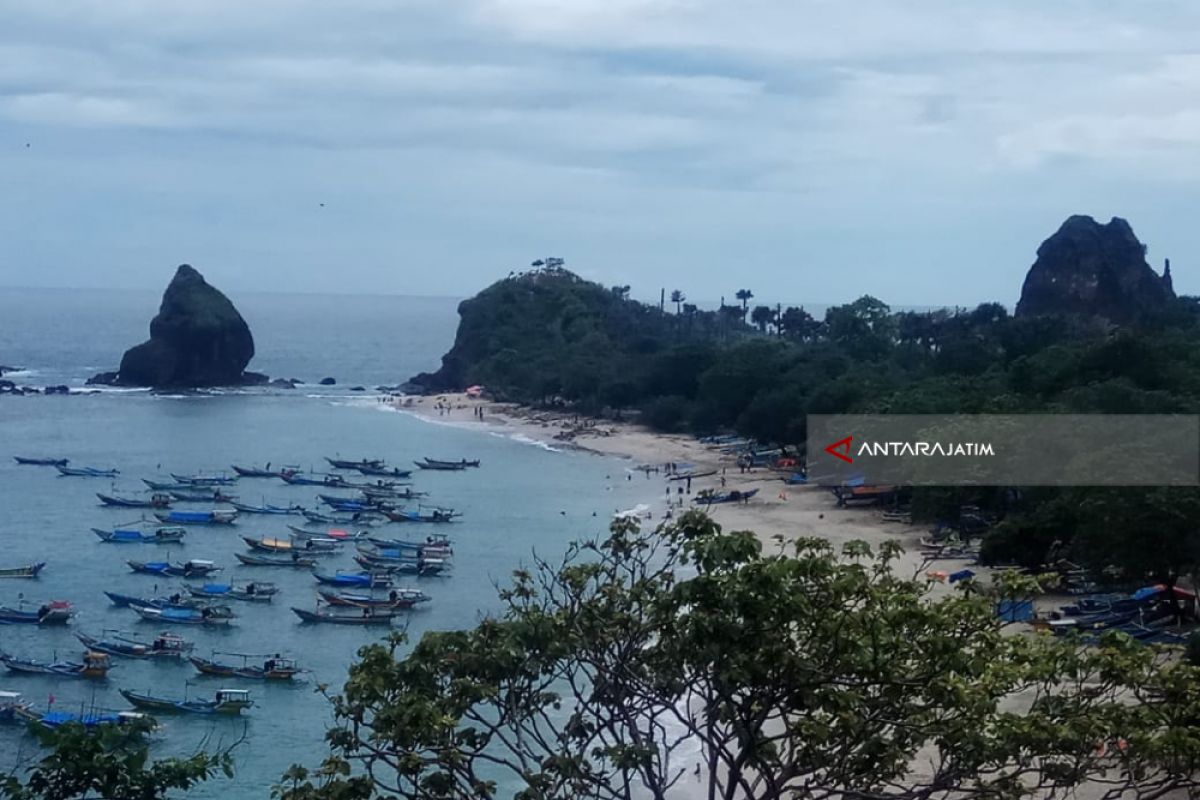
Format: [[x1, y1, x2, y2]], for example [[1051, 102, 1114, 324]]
[[0, 289, 658, 796]]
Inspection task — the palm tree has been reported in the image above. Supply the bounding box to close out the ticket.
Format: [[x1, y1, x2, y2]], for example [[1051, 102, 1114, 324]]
[[670, 290, 686, 315], [735, 289, 754, 314]]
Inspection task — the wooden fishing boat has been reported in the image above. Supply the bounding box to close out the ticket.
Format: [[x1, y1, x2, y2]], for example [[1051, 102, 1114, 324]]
[[423, 457, 479, 469], [325, 457, 386, 471], [189, 654, 301, 680], [77, 630, 193, 659], [231, 464, 298, 478], [291, 606, 399, 625], [130, 602, 235, 626], [367, 534, 452, 557], [360, 486, 426, 500], [155, 510, 238, 526], [317, 588, 429, 609], [234, 552, 317, 568], [288, 525, 359, 542], [0, 600, 71, 625], [229, 501, 303, 515], [311, 570, 394, 589], [185, 581, 277, 603], [13, 457, 68, 467], [143, 479, 192, 491], [57, 465, 119, 477], [121, 687, 252, 715], [322, 499, 374, 514], [282, 473, 351, 488], [356, 464, 412, 479], [97, 493, 172, 509], [93, 526, 186, 544], [382, 508, 460, 524], [169, 489, 237, 503], [0, 690, 34, 722], [0, 562, 46, 579], [127, 559, 221, 578], [302, 510, 380, 526], [3, 651, 111, 679], [20, 706, 155, 731], [170, 473, 237, 486], [354, 552, 449, 576], [694, 488, 760, 505]]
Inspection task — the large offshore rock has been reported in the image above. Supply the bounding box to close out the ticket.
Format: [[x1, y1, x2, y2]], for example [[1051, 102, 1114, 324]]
[[1015, 216, 1175, 323], [115, 265, 256, 388]]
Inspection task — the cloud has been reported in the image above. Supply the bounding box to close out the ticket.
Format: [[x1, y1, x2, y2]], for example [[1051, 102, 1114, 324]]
[[0, 1, 1198, 303]]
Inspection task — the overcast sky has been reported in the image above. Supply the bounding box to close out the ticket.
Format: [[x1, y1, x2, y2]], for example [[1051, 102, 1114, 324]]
[[0, 1, 1197, 307]]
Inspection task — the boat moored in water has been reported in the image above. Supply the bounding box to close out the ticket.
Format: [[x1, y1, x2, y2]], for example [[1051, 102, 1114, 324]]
[[127, 559, 221, 578], [185, 581, 277, 603], [0, 600, 71, 625], [189, 653, 301, 680], [97, 493, 172, 509], [129, 602, 235, 627], [57, 465, 119, 478], [0, 562, 46, 579], [76, 630, 193, 659], [14, 457, 69, 467], [234, 552, 317, 568], [2, 651, 111, 679], [155, 510, 238, 526], [121, 687, 252, 715], [93, 526, 186, 544], [292, 605, 399, 625]]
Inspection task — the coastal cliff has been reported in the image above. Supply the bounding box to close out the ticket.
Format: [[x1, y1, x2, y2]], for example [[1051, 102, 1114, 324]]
[[101, 264, 256, 388], [1015, 216, 1174, 322]]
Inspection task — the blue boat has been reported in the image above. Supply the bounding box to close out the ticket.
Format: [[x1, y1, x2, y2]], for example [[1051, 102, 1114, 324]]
[[93, 526, 186, 544], [97, 493, 171, 509], [127, 559, 221, 578], [282, 473, 352, 488], [155, 510, 238, 526], [311, 570, 394, 588]]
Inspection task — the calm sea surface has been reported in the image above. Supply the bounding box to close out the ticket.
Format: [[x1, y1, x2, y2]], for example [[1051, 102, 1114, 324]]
[[0, 288, 657, 796]]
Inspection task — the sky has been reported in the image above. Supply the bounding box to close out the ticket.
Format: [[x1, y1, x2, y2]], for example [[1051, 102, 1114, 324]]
[[1, 1, 1198, 308]]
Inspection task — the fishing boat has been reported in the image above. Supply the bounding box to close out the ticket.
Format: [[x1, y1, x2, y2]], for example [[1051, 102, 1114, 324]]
[[121, 687, 253, 715], [130, 602, 235, 627], [354, 552, 449, 577], [2, 651, 111, 679], [302, 510, 380, 526], [229, 501, 303, 515], [13, 457, 68, 467], [0, 600, 72, 625], [0, 562, 46, 579], [234, 552, 317, 568], [127, 559, 222, 578], [288, 525, 359, 542], [93, 526, 186, 544], [367, 534, 452, 557], [321, 499, 374, 514], [360, 486, 426, 501], [317, 588, 429, 609], [231, 464, 297, 478], [281, 473, 352, 488], [356, 465, 413, 479], [189, 653, 301, 681], [694, 488, 760, 505], [155, 510, 238, 526], [382, 508, 460, 524], [20, 707, 155, 731], [185, 581, 276, 603], [413, 458, 472, 471], [242, 537, 295, 554], [169, 489, 237, 503], [57, 465, 119, 478], [170, 473, 237, 486], [311, 570, 394, 589], [77, 630, 193, 659], [143, 479, 192, 491], [0, 690, 33, 722], [325, 457, 386, 471], [97, 493, 172, 509], [292, 605, 399, 625]]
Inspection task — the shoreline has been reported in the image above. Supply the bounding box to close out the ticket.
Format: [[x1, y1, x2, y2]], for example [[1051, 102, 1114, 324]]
[[392, 393, 977, 584]]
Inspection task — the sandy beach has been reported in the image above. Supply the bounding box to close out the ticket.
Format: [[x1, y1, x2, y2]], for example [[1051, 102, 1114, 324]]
[[392, 392, 979, 585]]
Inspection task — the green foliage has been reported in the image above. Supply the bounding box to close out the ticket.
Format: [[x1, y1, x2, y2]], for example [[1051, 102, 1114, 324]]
[[281, 513, 1200, 800], [1, 721, 231, 800]]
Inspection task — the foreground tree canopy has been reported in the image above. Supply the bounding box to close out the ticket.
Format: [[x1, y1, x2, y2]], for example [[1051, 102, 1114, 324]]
[[279, 511, 1200, 799]]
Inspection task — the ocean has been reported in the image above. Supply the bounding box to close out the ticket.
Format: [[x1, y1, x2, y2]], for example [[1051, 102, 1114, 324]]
[[0, 287, 658, 796]]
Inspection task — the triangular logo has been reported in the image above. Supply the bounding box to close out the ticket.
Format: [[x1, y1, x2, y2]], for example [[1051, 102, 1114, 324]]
[[824, 435, 854, 464]]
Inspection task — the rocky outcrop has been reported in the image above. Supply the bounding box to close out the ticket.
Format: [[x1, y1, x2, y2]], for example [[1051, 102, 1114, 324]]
[[1015, 216, 1175, 323], [107, 265, 256, 388]]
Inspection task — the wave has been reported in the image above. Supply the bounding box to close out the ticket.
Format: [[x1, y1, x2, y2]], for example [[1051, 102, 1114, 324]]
[[498, 432, 562, 453]]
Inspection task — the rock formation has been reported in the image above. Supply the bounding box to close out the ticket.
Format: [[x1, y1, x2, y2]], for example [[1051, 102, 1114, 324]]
[[1015, 216, 1175, 323], [107, 265, 256, 388]]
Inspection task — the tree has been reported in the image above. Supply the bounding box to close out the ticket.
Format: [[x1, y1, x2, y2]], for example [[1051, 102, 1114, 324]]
[[749, 304, 775, 333], [778, 306, 821, 342], [2, 720, 231, 800], [282, 513, 1200, 800], [669, 290, 685, 315], [735, 288, 754, 314], [825, 295, 895, 359]]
